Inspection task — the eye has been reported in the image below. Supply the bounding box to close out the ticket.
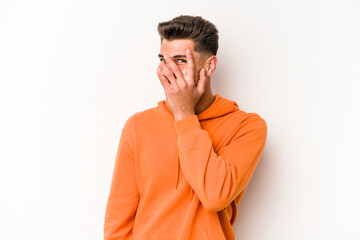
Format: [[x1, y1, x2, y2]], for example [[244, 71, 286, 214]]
[[176, 59, 187, 64], [159, 58, 165, 62]]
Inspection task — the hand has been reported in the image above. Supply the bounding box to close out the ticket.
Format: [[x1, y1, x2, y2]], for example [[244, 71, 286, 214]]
[[157, 49, 208, 122]]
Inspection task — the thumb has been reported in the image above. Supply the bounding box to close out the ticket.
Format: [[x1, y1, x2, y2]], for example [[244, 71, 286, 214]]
[[196, 68, 207, 95]]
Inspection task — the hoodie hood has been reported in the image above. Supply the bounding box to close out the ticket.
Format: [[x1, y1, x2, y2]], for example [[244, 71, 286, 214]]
[[156, 94, 239, 121], [156, 94, 240, 189]]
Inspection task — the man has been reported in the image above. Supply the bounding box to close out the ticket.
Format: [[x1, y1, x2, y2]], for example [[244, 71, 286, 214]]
[[104, 15, 267, 240]]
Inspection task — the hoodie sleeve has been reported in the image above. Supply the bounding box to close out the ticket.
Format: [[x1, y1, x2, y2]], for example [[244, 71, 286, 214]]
[[104, 123, 139, 240], [174, 114, 267, 212]]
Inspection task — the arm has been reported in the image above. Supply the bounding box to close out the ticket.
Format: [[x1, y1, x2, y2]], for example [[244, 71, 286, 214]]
[[104, 125, 139, 240], [174, 115, 267, 212], [157, 49, 267, 211]]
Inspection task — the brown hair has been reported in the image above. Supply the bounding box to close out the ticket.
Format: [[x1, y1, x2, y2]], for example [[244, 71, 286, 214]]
[[157, 15, 219, 56]]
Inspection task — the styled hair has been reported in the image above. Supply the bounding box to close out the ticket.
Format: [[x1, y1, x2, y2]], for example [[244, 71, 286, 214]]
[[157, 15, 219, 56]]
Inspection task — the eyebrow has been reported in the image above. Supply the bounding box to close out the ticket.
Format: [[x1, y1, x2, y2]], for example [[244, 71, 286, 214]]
[[158, 54, 187, 58]]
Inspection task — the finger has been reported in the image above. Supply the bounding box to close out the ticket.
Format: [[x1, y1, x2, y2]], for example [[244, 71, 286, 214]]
[[196, 68, 207, 96], [157, 65, 171, 92], [164, 55, 187, 88], [159, 61, 179, 90], [185, 49, 195, 81]]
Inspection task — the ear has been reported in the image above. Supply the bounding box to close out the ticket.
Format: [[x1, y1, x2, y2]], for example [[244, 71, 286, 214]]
[[205, 56, 217, 77]]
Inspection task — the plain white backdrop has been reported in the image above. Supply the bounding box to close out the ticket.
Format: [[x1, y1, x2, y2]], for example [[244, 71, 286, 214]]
[[1, 0, 359, 239]]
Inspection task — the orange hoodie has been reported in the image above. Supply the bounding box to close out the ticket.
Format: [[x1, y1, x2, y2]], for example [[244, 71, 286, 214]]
[[104, 94, 267, 240]]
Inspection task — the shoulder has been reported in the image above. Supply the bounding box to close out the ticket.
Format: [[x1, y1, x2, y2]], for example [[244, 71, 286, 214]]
[[222, 108, 267, 141], [238, 110, 266, 129], [216, 94, 266, 129], [122, 107, 158, 132], [233, 110, 268, 142], [219, 101, 267, 129]]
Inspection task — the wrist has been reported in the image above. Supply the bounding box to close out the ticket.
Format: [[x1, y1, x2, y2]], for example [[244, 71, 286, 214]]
[[174, 111, 195, 122]]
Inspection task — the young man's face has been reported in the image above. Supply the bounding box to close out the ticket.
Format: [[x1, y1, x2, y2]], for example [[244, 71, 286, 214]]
[[158, 39, 208, 85]]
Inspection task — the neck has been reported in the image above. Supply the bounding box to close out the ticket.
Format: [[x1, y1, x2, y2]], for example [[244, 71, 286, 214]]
[[194, 87, 215, 115]]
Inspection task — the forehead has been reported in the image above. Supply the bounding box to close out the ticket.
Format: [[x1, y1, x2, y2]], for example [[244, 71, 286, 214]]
[[159, 39, 195, 55]]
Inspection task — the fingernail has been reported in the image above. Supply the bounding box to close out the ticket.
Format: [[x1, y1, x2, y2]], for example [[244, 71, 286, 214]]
[[186, 49, 190, 54]]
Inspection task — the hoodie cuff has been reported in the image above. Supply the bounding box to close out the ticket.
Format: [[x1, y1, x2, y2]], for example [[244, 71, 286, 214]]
[[174, 115, 201, 137]]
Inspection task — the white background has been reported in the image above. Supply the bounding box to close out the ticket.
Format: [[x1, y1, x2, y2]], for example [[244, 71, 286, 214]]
[[1, 0, 359, 239]]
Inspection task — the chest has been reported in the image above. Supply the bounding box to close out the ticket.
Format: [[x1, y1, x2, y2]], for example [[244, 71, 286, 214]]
[[133, 116, 239, 193]]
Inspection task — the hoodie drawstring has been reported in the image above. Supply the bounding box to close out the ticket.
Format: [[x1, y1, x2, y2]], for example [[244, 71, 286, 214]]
[[175, 154, 180, 189]]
